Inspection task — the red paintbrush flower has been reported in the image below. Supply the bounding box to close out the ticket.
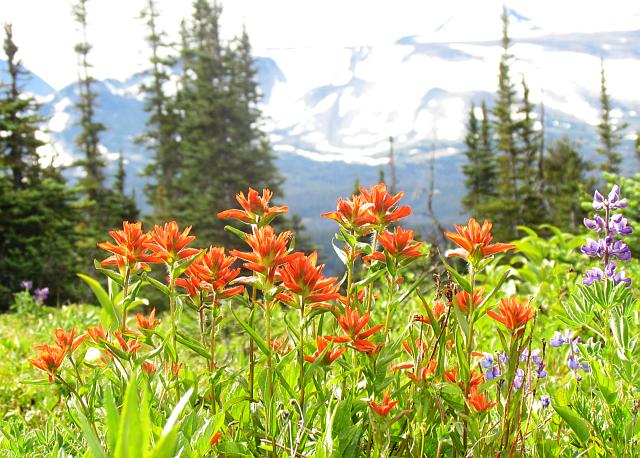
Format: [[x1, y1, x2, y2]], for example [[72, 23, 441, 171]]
[[230, 225, 301, 283], [97, 221, 161, 273], [467, 387, 496, 413], [148, 221, 200, 264], [29, 344, 66, 382], [455, 289, 484, 314], [395, 360, 437, 385], [217, 187, 288, 225], [353, 339, 384, 355], [179, 246, 245, 300], [369, 391, 398, 417], [53, 328, 86, 353], [364, 226, 424, 263], [142, 361, 156, 374], [136, 308, 159, 330], [304, 336, 346, 365], [414, 301, 446, 324], [321, 194, 377, 235], [325, 306, 384, 343], [445, 368, 484, 389], [114, 332, 142, 355], [277, 252, 340, 306], [86, 324, 108, 344], [210, 432, 223, 447], [444, 218, 515, 264], [269, 337, 292, 355], [359, 183, 411, 227], [487, 297, 536, 336]]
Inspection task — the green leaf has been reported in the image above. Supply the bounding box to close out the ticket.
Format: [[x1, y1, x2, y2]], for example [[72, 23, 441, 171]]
[[146, 388, 194, 458], [439, 256, 471, 293], [176, 331, 212, 360], [553, 403, 590, 444], [72, 400, 107, 458], [224, 225, 248, 241], [104, 386, 120, 452], [231, 307, 269, 356], [141, 272, 170, 295], [78, 273, 119, 328], [114, 376, 144, 458]]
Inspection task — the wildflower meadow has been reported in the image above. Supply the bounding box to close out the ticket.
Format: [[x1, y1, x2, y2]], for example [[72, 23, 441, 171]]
[[0, 182, 637, 457]]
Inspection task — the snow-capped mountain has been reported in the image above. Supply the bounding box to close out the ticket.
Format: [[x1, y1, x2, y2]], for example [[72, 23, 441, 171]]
[[5, 12, 640, 251]]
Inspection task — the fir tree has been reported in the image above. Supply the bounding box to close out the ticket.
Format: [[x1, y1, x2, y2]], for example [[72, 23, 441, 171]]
[[544, 137, 592, 230], [0, 24, 45, 189], [597, 59, 627, 174], [0, 25, 82, 306], [462, 102, 497, 218], [173, 1, 282, 245], [492, 6, 521, 239], [515, 77, 544, 224], [72, 0, 107, 209], [138, 0, 180, 223]]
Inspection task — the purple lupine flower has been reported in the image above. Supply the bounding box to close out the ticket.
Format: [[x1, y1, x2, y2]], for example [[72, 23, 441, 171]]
[[519, 349, 529, 363], [480, 353, 494, 369], [581, 238, 605, 258], [583, 214, 606, 232], [485, 366, 500, 380], [592, 190, 606, 211], [604, 261, 632, 286], [541, 395, 550, 408], [609, 214, 633, 235], [568, 354, 580, 371], [536, 361, 547, 378], [583, 267, 604, 286], [607, 185, 628, 210], [513, 368, 525, 390], [550, 331, 565, 347], [610, 240, 632, 261], [499, 352, 508, 365], [34, 287, 49, 304], [531, 349, 542, 365], [19, 280, 33, 290]]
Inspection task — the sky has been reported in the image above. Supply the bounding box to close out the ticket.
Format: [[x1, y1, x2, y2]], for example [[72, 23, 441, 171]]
[[2, 0, 640, 90]]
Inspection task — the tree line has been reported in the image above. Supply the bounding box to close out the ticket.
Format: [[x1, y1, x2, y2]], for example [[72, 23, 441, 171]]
[[461, 7, 631, 240], [0, 0, 282, 306]]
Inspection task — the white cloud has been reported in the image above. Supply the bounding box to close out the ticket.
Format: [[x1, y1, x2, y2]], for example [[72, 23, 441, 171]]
[[2, 0, 639, 90]]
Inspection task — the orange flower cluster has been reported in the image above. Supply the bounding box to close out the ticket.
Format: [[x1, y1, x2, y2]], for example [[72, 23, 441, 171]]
[[217, 187, 288, 225], [322, 183, 411, 235], [304, 336, 347, 365], [369, 391, 398, 417], [487, 297, 536, 336], [325, 306, 384, 354], [230, 226, 301, 283], [277, 252, 340, 307], [176, 246, 244, 301], [467, 387, 496, 413], [29, 328, 85, 382], [445, 218, 515, 265], [364, 227, 424, 264], [97, 221, 160, 273]]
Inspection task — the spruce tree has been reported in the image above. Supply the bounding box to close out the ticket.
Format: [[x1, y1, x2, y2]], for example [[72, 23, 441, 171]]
[[515, 77, 544, 224], [544, 137, 592, 230], [173, 1, 282, 245], [462, 101, 497, 218], [0, 24, 45, 189], [138, 0, 180, 223], [597, 60, 627, 174], [72, 0, 107, 210], [0, 24, 82, 306], [492, 6, 521, 239]]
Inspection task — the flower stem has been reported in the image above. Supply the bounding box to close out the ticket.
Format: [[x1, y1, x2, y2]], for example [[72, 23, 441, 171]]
[[210, 294, 217, 412], [265, 296, 274, 456], [462, 265, 476, 452], [298, 295, 306, 416], [249, 287, 257, 402], [384, 271, 397, 342], [120, 267, 131, 332]]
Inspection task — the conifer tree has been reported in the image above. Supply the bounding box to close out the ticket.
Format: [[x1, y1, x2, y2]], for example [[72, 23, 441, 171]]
[[544, 137, 592, 230], [492, 6, 521, 239], [0, 24, 45, 189], [515, 77, 544, 224], [138, 0, 180, 223], [597, 60, 627, 174], [0, 24, 82, 306], [72, 0, 106, 209], [172, 1, 282, 244], [462, 102, 497, 218]]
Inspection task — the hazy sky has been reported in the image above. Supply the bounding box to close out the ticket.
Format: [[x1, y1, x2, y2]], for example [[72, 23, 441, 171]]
[[2, 0, 640, 89]]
